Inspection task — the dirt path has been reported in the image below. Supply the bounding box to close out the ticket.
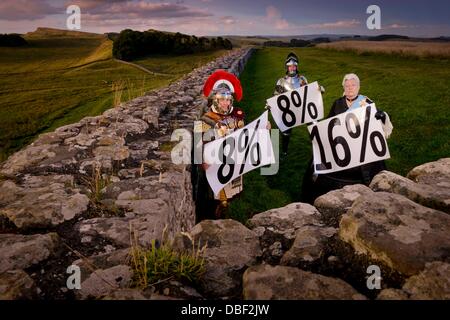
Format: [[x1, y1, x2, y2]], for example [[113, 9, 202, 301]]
[[113, 58, 172, 76]]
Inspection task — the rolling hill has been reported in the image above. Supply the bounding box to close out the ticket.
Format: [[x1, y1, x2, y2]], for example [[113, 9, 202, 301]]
[[0, 28, 226, 161]]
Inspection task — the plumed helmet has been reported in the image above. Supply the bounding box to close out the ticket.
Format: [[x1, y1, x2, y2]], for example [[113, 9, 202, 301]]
[[203, 69, 243, 101]]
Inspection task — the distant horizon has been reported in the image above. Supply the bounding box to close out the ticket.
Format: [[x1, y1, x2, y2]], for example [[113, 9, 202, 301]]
[[1, 1, 449, 37], [12, 26, 450, 39]]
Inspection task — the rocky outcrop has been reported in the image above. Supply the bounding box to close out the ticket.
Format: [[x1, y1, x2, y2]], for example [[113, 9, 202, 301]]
[[407, 158, 450, 186], [243, 264, 366, 300], [76, 265, 132, 300], [0, 233, 60, 273], [339, 192, 450, 276], [280, 226, 337, 268], [314, 184, 374, 227], [173, 219, 261, 298], [377, 262, 450, 300], [247, 202, 323, 264], [370, 170, 450, 213], [0, 175, 89, 229], [0, 270, 37, 300]]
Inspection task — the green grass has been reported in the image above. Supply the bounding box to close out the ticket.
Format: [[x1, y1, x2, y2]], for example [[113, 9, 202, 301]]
[[0, 32, 227, 161], [229, 47, 450, 223], [129, 235, 206, 289], [134, 50, 228, 76]]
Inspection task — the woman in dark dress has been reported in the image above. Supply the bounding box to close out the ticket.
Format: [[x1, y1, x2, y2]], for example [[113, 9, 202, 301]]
[[302, 73, 393, 204]]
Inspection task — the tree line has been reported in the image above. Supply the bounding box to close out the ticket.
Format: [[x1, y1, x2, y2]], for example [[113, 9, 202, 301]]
[[113, 29, 233, 61], [0, 34, 28, 47], [263, 38, 331, 47]]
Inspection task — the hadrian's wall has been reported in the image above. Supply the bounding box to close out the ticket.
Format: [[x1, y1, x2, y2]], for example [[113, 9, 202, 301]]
[[0, 48, 255, 299]]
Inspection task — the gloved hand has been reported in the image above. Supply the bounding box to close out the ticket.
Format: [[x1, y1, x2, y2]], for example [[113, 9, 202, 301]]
[[375, 109, 387, 124], [275, 85, 285, 94]]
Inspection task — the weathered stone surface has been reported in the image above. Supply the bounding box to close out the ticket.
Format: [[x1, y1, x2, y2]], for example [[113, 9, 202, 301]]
[[280, 226, 337, 267], [108, 116, 149, 137], [339, 192, 450, 276], [0, 180, 22, 205], [78, 168, 195, 247], [173, 219, 261, 298], [247, 202, 323, 263], [102, 289, 148, 300], [0, 144, 59, 176], [401, 262, 450, 299], [243, 264, 366, 300], [73, 248, 130, 276], [77, 215, 167, 248], [314, 184, 374, 227], [0, 233, 60, 273], [0, 270, 37, 299], [93, 145, 130, 162], [101, 176, 163, 201], [77, 265, 132, 299], [407, 158, 450, 187], [156, 280, 203, 300], [377, 262, 450, 300], [370, 170, 450, 213], [376, 288, 409, 300], [0, 175, 89, 229]]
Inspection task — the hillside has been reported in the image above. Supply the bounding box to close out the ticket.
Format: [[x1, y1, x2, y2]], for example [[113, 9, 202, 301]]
[[0, 28, 227, 161]]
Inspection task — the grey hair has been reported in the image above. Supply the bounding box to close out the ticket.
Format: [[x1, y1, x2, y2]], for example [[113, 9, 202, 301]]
[[342, 73, 360, 87]]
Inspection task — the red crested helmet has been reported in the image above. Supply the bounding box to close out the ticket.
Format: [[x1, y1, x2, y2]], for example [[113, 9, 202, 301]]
[[203, 70, 243, 102]]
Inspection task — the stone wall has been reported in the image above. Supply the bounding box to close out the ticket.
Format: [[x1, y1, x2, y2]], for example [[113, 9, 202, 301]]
[[0, 48, 255, 299], [172, 158, 450, 300]]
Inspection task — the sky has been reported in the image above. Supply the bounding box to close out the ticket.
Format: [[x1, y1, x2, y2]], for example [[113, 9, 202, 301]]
[[1, 0, 449, 37]]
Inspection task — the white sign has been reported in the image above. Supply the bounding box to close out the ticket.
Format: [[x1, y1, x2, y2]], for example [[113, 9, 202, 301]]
[[266, 81, 324, 132], [204, 111, 275, 195], [307, 104, 390, 174]]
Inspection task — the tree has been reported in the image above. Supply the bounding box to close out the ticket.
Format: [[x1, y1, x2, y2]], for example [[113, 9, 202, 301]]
[[0, 34, 28, 47]]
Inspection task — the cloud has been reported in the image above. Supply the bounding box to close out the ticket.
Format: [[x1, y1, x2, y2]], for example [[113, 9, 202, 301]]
[[265, 5, 291, 30], [65, 0, 126, 10], [306, 19, 361, 29], [71, 1, 212, 19], [221, 16, 236, 25], [385, 23, 415, 29], [71, 1, 216, 35], [0, 0, 61, 21]]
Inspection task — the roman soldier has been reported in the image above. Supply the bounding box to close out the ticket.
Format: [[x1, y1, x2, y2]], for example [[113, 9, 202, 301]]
[[193, 70, 245, 220]]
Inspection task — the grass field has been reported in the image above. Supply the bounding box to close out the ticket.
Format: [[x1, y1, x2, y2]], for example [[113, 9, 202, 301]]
[[318, 40, 450, 58], [0, 28, 226, 161], [229, 46, 450, 222]]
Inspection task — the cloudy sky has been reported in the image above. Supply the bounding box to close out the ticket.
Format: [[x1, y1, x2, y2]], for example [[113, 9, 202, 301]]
[[1, 0, 449, 37]]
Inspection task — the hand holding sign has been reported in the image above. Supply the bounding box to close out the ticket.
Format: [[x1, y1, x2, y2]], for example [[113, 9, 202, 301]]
[[266, 81, 324, 132], [203, 111, 275, 195], [308, 104, 390, 174]]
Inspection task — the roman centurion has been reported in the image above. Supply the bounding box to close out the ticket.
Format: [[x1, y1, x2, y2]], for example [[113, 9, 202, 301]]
[[193, 70, 245, 220]]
